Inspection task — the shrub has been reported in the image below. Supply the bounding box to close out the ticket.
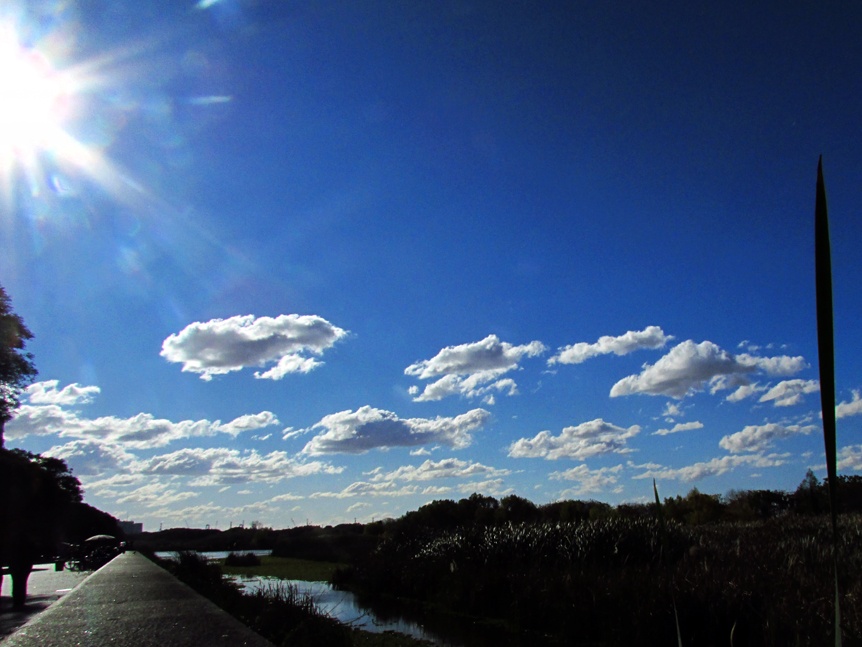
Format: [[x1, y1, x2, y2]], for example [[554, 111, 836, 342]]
[[224, 551, 261, 567]]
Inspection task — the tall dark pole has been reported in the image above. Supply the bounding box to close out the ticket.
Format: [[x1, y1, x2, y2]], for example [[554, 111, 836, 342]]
[[815, 156, 841, 646]]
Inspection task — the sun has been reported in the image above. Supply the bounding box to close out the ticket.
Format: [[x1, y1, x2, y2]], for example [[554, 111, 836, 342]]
[[0, 25, 74, 168]]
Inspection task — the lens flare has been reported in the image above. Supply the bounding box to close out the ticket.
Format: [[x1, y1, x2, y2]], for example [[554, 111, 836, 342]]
[[0, 25, 73, 166]]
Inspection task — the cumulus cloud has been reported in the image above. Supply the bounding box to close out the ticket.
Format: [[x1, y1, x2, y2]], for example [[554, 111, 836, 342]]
[[610, 340, 807, 400], [719, 423, 816, 453], [838, 445, 862, 471], [216, 411, 281, 436], [661, 402, 683, 419], [12, 408, 279, 448], [652, 421, 704, 436], [633, 453, 789, 482], [370, 458, 510, 482], [141, 447, 342, 485], [25, 380, 100, 406], [116, 482, 199, 508], [837, 390, 862, 419], [549, 326, 672, 365], [508, 418, 640, 460], [736, 354, 808, 376], [758, 379, 820, 407], [405, 335, 546, 403], [550, 464, 624, 495], [5, 403, 82, 440], [611, 341, 749, 399], [311, 481, 425, 499], [6, 381, 279, 448], [726, 383, 767, 402], [160, 314, 348, 381], [455, 479, 512, 496], [302, 406, 490, 455], [45, 440, 136, 476]]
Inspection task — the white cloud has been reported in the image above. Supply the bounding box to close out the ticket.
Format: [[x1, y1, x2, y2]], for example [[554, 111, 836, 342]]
[[838, 445, 862, 471], [370, 458, 510, 482], [83, 473, 146, 496], [550, 464, 624, 495], [837, 390, 862, 419], [661, 402, 683, 419], [302, 406, 490, 455], [549, 326, 672, 365], [611, 341, 749, 399], [652, 421, 704, 436], [455, 479, 512, 496], [719, 423, 816, 453], [44, 439, 136, 476], [736, 354, 808, 376], [405, 335, 546, 402], [116, 482, 199, 508], [758, 379, 820, 407], [141, 447, 342, 485], [726, 383, 767, 402], [160, 314, 348, 381], [270, 493, 304, 502], [311, 481, 423, 499], [25, 380, 100, 406], [634, 453, 789, 482], [216, 411, 280, 436], [610, 340, 807, 400], [6, 382, 279, 448], [6, 403, 82, 440], [147, 501, 278, 527], [508, 418, 640, 460]]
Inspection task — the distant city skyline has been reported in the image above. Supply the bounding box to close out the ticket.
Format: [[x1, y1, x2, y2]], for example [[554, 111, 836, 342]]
[[2, 1, 861, 529]]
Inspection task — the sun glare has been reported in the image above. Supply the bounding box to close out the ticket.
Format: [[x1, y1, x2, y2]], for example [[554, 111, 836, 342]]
[[0, 26, 72, 167]]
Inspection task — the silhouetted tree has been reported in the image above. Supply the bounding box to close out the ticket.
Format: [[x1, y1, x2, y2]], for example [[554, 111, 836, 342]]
[[496, 494, 539, 523], [663, 488, 725, 525], [0, 449, 82, 608], [0, 284, 37, 449], [724, 488, 791, 521], [792, 469, 828, 515], [65, 502, 123, 544]]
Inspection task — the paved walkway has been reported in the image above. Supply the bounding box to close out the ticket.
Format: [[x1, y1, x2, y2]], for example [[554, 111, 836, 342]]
[[0, 565, 89, 639], [1, 552, 273, 646]]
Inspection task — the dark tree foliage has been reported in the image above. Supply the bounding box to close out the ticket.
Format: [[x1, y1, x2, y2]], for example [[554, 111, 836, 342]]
[[65, 502, 123, 544], [663, 488, 725, 525], [0, 449, 80, 607], [496, 494, 540, 523], [0, 284, 37, 449], [725, 488, 791, 521], [792, 469, 830, 515]]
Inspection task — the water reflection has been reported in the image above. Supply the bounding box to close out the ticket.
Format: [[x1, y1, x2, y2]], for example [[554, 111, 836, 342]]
[[230, 575, 461, 645]]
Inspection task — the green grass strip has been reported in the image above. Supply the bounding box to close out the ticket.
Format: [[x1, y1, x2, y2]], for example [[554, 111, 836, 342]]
[[219, 555, 343, 582], [815, 157, 842, 647]]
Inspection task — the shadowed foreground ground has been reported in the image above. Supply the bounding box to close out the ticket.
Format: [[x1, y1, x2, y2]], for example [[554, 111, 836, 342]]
[[1, 564, 88, 640], [2, 552, 273, 646]]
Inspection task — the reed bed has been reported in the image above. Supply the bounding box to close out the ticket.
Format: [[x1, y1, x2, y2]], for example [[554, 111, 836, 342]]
[[340, 515, 862, 646]]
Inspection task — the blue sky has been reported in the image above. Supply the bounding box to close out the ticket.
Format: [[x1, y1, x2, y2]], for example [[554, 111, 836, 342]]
[[2, 1, 861, 530]]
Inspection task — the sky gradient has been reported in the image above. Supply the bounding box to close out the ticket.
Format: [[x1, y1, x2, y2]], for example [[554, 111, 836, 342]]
[[2, 1, 861, 530]]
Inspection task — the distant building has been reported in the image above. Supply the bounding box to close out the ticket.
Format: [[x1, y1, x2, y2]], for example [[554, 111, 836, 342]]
[[119, 520, 143, 535]]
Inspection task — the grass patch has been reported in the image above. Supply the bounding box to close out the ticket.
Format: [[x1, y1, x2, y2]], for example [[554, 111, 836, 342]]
[[219, 555, 343, 581]]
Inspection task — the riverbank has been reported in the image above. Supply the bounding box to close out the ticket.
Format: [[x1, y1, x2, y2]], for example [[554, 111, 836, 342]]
[[155, 552, 434, 647]]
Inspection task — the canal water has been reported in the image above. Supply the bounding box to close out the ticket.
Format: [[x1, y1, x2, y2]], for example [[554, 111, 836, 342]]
[[155, 551, 534, 646], [154, 550, 273, 561], [228, 574, 461, 646]]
